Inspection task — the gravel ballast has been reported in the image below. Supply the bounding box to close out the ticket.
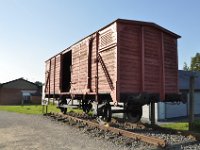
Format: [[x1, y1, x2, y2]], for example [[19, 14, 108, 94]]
[[0, 111, 127, 150], [47, 112, 200, 150]]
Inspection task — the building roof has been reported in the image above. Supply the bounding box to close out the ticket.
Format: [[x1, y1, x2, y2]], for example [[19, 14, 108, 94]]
[[179, 70, 200, 90], [0, 78, 40, 90]]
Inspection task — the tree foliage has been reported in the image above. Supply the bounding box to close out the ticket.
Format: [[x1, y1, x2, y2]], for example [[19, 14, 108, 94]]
[[183, 53, 200, 71], [35, 81, 43, 87], [183, 62, 190, 71], [190, 53, 200, 71]]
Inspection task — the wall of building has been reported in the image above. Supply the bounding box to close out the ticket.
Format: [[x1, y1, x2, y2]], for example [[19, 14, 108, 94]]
[[0, 88, 22, 105], [142, 91, 200, 122], [194, 92, 200, 114], [0, 78, 42, 105], [165, 102, 187, 118], [31, 96, 41, 104]]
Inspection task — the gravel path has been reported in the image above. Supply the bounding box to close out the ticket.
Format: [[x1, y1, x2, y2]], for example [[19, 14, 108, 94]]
[[0, 111, 127, 150]]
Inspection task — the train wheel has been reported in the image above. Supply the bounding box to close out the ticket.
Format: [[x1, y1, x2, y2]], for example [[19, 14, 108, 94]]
[[60, 107, 67, 114], [85, 103, 92, 113], [102, 104, 112, 122], [63, 108, 67, 114], [126, 105, 142, 123], [82, 101, 92, 113]]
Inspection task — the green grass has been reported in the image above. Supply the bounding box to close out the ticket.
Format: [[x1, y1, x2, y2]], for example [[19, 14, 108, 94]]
[[161, 120, 200, 132], [0, 104, 88, 115], [191, 120, 200, 132], [161, 122, 189, 131], [0, 104, 60, 115]]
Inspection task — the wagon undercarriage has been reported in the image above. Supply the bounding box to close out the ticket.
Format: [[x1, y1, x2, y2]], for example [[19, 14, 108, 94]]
[[46, 91, 184, 123]]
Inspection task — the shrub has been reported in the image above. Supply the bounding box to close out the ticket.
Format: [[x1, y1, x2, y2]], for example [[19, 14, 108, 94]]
[[191, 120, 200, 132]]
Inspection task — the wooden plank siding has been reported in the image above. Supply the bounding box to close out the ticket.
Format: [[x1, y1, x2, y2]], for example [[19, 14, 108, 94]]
[[71, 40, 88, 93], [98, 23, 117, 102], [143, 26, 162, 94], [55, 55, 61, 93], [45, 55, 61, 95], [117, 22, 179, 101], [45, 60, 50, 93], [118, 24, 142, 94], [163, 33, 178, 94], [70, 23, 117, 100], [45, 19, 180, 102]]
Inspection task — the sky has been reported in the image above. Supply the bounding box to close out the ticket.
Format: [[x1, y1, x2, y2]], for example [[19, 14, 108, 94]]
[[0, 0, 200, 83]]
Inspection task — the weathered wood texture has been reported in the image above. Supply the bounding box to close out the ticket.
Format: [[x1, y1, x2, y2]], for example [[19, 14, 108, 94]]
[[118, 22, 179, 100], [163, 33, 178, 94], [45, 19, 180, 102], [71, 39, 89, 94], [70, 23, 117, 98], [45, 55, 61, 94]]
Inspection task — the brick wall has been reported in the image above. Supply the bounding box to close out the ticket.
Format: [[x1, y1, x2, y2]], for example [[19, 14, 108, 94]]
[[0, 88, 22, 105], [31, 96, 42, 104]]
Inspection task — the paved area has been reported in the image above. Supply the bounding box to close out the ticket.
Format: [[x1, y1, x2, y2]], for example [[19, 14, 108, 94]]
[[0, 111, 127, 150]]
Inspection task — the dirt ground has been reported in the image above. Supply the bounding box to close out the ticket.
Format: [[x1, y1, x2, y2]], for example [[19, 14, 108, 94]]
[[0, 111, 127, 150]]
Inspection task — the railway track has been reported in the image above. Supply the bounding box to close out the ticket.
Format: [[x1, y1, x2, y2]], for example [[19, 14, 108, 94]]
[[46, 112, 166, 148]]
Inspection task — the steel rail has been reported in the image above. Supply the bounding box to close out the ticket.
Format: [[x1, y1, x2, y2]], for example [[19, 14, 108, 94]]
[[51, 112, 166, 148]]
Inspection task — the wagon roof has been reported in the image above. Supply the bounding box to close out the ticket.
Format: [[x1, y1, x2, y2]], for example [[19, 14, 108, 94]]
[[46, 18, 181, 62], [116, 19, 181, 38]]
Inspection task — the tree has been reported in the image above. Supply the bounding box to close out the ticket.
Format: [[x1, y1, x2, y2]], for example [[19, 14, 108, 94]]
[[182, 53, 200, 71], [183, 62, 190, 71], [35, 81, 43, 87], [190, 53, 200, 71]]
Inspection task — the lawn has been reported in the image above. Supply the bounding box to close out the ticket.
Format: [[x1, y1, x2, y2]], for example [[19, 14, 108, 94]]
[[0, 104, 85, 115], [161, 122, 188, 131], [161, 120, 200, 132], [0, 104, 60, 115]]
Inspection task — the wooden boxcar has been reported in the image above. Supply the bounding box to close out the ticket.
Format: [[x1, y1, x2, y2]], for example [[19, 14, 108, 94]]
[[45, 19, 183, 122]]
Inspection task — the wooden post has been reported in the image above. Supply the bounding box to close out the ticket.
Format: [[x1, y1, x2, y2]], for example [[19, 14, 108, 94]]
[[46, 105, 48, 114], [71, 98, 74, 106], [42, 105, 44, 114], [189, 75, 195, 131], [150, 102, 155, 125]]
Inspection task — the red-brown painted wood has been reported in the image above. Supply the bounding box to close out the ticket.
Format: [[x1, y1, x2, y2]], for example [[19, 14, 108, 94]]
[[45, 19, 180, 102]]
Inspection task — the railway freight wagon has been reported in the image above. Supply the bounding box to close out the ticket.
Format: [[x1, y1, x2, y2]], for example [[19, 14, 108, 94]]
[[45, 19, 183, 122]]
